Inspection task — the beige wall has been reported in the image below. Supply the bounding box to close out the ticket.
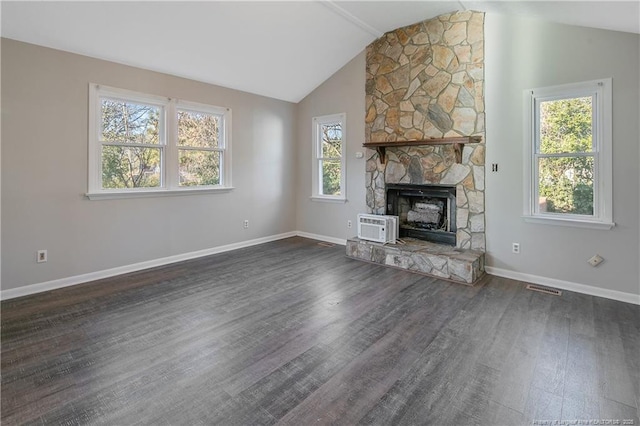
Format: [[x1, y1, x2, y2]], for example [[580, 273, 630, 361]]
[[295, 52, 367, 240], [1, 39, 297, 291]]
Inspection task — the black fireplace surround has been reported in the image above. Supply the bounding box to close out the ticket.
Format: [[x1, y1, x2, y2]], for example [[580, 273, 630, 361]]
[[386, 184, 457, 245]]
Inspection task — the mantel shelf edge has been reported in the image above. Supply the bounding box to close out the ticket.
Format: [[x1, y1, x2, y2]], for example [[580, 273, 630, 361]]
[[362, 136, 482, 164]]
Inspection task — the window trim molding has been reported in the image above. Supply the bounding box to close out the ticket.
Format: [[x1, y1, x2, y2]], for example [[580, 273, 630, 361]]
[[174, 99, 232, 190], [522, 78, 614, 230], [311, 113, 347, 202], [309, 195, 348, 204], [87, 83, 232, 199], [86, 187, 235, 201]]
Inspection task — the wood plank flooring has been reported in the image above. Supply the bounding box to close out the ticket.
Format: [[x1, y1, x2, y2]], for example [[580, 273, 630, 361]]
[[2, 236, 639, 425]]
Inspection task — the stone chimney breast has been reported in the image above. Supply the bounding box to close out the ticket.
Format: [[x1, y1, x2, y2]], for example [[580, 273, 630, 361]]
[[364, 11, 486, 251]]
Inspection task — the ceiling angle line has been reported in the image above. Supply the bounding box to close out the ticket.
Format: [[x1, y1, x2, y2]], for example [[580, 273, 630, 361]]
[[457, 1, 468, 12], [319, 0, 384, 39]]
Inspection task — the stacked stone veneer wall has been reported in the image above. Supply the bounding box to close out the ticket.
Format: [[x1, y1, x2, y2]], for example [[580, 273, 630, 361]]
[[364, 11, 486, 251]]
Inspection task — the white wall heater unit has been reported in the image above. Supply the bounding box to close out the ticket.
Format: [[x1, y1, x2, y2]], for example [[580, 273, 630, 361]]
[[357, 214, 399, 244]]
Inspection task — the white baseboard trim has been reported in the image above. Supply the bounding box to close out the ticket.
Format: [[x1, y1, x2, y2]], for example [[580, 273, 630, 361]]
[[295, 231, 347, 246], [5, 235, 636, 306], [485, 266, 640, 305], [1, 231, 298, 301]]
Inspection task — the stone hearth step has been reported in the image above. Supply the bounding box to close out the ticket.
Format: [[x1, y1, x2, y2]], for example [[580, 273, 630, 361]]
[[346, 237, 484, 285]]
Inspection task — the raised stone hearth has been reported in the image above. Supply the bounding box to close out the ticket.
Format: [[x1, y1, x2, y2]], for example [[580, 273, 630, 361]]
[[347, 237, 484, 285]]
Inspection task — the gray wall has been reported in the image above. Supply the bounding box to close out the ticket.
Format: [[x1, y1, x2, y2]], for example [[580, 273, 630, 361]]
[[2, 39, 297, 291], [295, 52, 368, 240], [295, 15, 639, 296], [4, 14, 640, 297], [484, 14, 639, 295]]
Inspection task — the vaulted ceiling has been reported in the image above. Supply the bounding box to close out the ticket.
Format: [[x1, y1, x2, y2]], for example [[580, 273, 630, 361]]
[[2, 1, 639, 103]]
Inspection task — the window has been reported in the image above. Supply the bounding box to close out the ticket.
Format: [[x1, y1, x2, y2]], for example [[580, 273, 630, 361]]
[[88, 84, 232, 199], [523, 79, 613, 229], [312, 113, 346, 202], [177, 103, 226, 187]]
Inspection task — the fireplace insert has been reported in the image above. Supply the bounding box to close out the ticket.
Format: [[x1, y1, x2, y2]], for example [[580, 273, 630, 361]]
[[386, 184, 457, 245]]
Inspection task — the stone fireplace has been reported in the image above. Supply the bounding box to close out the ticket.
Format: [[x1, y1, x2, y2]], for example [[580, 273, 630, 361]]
[[347, 11, 485, 285], [364, 10, 485, 251]]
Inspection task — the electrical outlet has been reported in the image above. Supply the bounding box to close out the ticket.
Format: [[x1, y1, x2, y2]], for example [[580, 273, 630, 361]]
[[243, 220, 249, 229], [37, 249, 47, 263], [347, 220, 352, 229], [512, 243, 520, 254], [588, 254, 604, 267]]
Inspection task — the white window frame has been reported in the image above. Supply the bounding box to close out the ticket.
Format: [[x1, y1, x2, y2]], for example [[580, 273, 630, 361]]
[[311, 113, 347, 203], [87, 84, 232, 200], [174, 100, 230, 189], [523, 78, 613, 229]]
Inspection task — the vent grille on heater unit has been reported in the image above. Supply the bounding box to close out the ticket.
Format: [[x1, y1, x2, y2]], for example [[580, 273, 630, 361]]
[[360, 218, 385, 240]]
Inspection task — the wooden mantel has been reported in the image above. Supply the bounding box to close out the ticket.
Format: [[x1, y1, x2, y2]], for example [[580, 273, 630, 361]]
[[363, 136, 482, 164]]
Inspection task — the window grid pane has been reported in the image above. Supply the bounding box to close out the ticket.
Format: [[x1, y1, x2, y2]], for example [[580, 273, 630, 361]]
[[321, 159, 342, 196], [101, 99, 161, 145], [538, 96, 593, 154], [177, 110, 221, 148], [537, 155, 594, 216], [179, 149, 221, 187], [101, 145, 162, 189], [321, 123, 342, 159]]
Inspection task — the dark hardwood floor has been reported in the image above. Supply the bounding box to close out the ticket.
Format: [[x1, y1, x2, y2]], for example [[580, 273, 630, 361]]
[[2, 237, 639, 425]]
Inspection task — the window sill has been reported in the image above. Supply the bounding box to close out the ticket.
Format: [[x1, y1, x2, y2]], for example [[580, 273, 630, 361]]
[[523, 215, 614, 230], [86, 187, 234, 200], [310, 196, 347, 204]]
